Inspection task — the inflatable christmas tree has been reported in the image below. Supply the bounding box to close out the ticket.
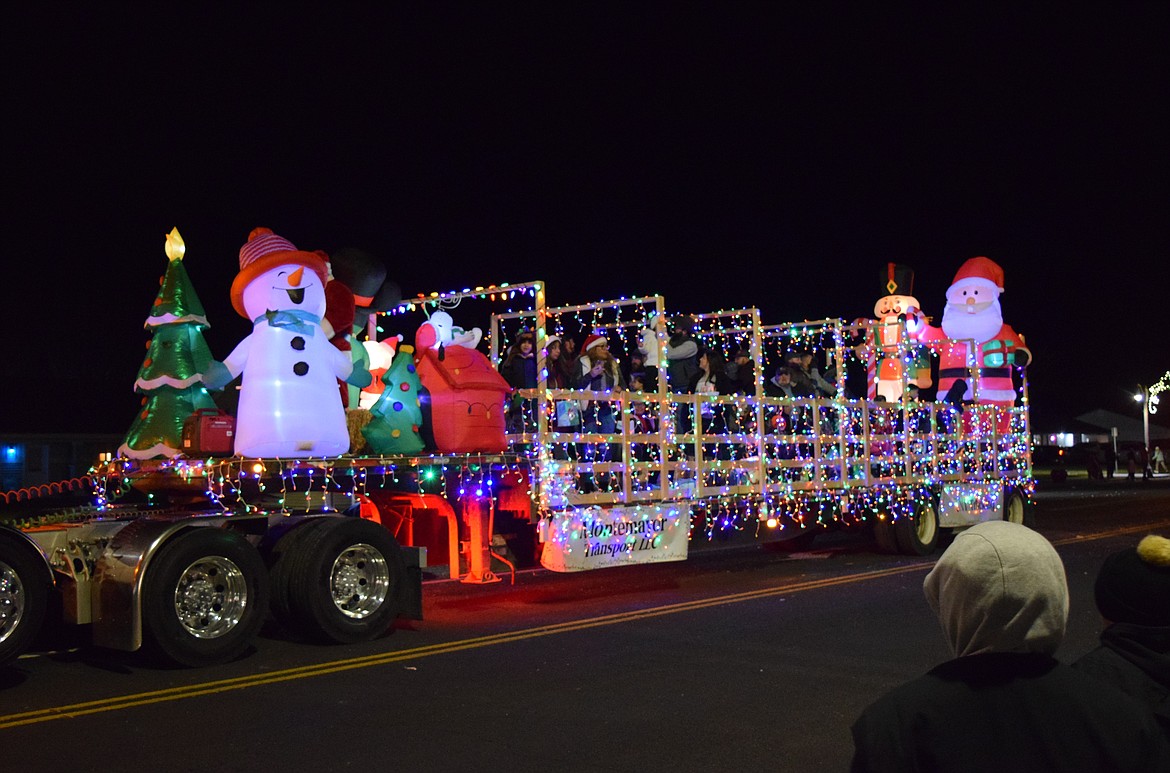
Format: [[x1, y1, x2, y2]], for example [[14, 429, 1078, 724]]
[[362, 345, 425, 454], [118, 228, 219, 459]]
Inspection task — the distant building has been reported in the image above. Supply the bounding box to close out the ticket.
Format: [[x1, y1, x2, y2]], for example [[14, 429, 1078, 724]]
[[1, 433, 121, 493], [1032, 409, 1169, 450]]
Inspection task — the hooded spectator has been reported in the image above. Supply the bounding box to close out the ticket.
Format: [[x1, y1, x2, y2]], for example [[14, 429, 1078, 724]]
[[1074, 533, 1170, 739], [852, 521, 1169, 771]]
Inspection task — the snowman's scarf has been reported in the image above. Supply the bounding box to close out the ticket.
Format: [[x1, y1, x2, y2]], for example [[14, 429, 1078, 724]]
[[255, 309, 321, 336]]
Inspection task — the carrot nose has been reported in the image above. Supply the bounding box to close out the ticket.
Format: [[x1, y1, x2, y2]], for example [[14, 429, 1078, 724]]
[[288, 267, 305, 287]]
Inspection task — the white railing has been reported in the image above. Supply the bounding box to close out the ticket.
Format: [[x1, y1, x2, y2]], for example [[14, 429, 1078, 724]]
[[506, 387, 1031, 512]]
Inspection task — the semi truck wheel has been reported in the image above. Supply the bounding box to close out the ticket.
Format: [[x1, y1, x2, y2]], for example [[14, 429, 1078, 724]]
[[275, 517, 405, 644], [267, 518, 331, 631], [141, 528, 269, 668], [0, 540, 48, 667], [1003, 488, 1035, 527], [894, 499, 940, 556]]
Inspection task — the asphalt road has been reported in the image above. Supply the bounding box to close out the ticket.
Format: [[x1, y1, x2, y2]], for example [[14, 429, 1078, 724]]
[[2, 477, 1168, 773]]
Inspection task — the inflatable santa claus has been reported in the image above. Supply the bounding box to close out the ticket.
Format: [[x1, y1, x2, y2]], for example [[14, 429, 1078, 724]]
[[919, 256, 1031, 406]]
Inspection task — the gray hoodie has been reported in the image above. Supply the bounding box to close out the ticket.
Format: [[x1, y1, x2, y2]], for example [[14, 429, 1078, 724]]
[[853, 521, 1170, 771], [924, 520, 1068, 658]]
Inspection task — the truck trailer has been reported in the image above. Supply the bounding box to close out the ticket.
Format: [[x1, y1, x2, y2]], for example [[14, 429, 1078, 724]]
[[1, 282, 1033, 669]]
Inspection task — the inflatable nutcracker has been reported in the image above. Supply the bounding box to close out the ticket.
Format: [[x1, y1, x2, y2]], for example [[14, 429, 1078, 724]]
[[871, 263, 932, 401], [919, 256, 1031, 406]]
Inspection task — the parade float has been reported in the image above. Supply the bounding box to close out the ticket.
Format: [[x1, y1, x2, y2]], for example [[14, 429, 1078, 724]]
[[0, 229, 1034, 668]]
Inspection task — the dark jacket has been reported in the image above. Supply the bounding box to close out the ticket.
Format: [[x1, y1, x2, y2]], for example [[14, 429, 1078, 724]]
[[727, 361, 756, 394], [1074, 623, 1170, 740], [665, 334, 700, 391], [825, 356, 871, 400], [851, 652, 1170, 772], [687, 367, 734, 396], [687, 367, 735, 434], [500, 352, 537, 390], [763, 377, 812, 399], [574, 355, 623, 392], [786, 361, 815, 395], [546, 357, 568, 389]]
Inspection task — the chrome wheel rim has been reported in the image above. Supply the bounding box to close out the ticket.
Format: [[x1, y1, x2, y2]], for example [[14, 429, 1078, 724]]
[[0, 561, 25, 644], [916, 505, 938, 544], [330, 543, 390, 619], [173, 556, 249, 639], [1005, 495, 1024, 524]]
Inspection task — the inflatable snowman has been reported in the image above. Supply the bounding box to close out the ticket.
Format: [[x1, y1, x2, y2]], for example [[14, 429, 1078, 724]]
[[204, 228, 370, 457], [920, 256, 1030, 406]]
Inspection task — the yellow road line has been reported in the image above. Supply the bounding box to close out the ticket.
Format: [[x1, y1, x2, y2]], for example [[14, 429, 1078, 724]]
[[3, 520, 1164, 730], [1048, 521, 1165, 546], [0, 563, 927, 729]]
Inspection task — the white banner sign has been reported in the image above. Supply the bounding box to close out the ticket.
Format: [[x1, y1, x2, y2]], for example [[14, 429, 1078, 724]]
[[540, 504, 691, 572], [939, 482, 1003, 527]]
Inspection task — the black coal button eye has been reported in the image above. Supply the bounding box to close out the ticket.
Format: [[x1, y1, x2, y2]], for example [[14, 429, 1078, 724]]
[[293, 362, 309, 376], [291, 336, 306, 351]]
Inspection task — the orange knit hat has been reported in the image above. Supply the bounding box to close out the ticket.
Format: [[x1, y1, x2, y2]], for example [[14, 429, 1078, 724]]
[[229, 227, 329, 318]]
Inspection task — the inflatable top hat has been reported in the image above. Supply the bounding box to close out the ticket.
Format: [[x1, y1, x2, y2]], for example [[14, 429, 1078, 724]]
[[881, 263, 915, 297]]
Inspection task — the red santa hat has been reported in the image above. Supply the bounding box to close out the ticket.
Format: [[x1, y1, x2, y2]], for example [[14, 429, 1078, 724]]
[[582, 334, 607, 353], [950, 256, 1005, 294], [230, 227, 330, 318]]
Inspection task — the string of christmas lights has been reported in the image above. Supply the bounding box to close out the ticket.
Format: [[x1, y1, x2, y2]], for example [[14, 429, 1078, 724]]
[[86, 282, 1035, 567]]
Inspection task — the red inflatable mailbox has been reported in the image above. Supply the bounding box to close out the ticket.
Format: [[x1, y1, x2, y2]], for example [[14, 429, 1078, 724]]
[[414, 323, 512, 453]]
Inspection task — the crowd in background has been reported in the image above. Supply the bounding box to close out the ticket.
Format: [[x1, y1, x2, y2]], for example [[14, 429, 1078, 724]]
[[496, 315, 882, 439]]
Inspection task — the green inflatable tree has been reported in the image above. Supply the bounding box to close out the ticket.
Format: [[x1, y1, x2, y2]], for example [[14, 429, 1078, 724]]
[[363, 344, 425, 454], [118, 228, 218, 459]]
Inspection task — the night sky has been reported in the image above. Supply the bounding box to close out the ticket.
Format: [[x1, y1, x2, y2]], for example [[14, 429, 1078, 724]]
[[4, 5, 1166, 435]]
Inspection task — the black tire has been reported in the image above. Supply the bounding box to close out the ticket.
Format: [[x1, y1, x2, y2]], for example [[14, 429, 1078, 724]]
[[277, 517, 406, 644], [871, 514, 899, 554], [894, 499, 940, 556], [0, 538, 49, 667], [267, 518, 332, 632], [1003, 488, 1036, 527], [141, 528, 269, 668]]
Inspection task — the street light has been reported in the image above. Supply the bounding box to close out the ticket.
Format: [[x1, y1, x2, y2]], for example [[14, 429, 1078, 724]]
[[1135, 384, 1161, 473]]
